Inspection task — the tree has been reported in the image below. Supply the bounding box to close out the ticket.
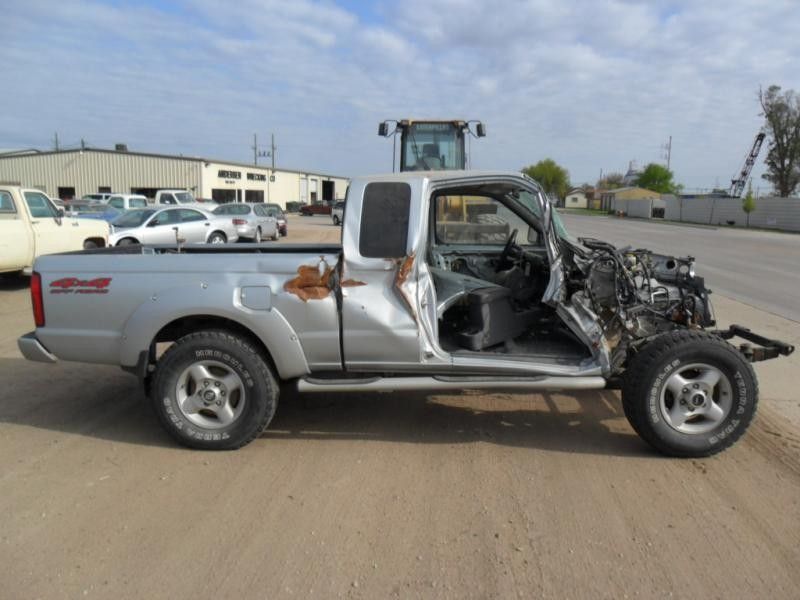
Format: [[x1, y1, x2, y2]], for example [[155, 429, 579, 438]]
[[742, 181, 756, 227], [636, 163, 681, 194], [759, 85, 800, 197], [597, 172, 624, 189], [522, 159, 570, 200]]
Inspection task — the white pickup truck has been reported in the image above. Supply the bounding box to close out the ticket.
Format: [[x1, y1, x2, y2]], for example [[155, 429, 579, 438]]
[[0, 185, 109, 275], [16, 171, 793, 455], [155, 189, 215, 208]]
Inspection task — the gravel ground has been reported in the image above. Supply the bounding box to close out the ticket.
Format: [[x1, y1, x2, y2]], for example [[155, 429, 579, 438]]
[[0, 214, 798, 599]]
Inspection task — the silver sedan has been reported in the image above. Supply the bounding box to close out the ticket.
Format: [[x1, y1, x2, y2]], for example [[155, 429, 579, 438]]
[[212, 203, 279, 242], [109, 207, 239, 246]]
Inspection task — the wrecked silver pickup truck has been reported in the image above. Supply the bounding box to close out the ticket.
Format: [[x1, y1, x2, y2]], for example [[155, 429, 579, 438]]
[[18, 171, 794, 455]]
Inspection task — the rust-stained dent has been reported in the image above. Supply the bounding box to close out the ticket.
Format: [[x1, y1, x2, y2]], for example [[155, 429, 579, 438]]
[[340, 279, 366, 288], [284, 257, 366, 302], [393, 253, 417, 322], [284, 259, 335, 302]]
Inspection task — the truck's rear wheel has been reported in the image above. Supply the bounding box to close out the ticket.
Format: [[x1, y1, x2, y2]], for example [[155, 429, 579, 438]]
[[622, 330, 757, 457], [151, 330, 278, 450]]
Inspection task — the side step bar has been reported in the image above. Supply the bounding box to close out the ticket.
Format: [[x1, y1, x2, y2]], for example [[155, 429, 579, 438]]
[[297, 375, 607, 393]]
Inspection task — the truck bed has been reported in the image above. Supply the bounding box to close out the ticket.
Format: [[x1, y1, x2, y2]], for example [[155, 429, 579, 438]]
[[33, 243, 345, 376], [63, 242, 343, 256]]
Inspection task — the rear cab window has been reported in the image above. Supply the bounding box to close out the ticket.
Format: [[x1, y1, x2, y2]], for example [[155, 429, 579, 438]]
[[359, 182, 411, 258], [0, 190, 17, 216]]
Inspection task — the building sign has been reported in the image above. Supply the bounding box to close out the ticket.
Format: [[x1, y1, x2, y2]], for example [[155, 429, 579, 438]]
[[218, 170, 241, 179], [247, 173, 266, 181]]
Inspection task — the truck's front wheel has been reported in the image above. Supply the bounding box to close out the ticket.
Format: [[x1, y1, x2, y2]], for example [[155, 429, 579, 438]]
[[622, 330, 757, 457], [151, 330, 278, 450]]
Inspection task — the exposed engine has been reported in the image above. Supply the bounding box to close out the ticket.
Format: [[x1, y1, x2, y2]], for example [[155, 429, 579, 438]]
[[566, 237, 714, 362]]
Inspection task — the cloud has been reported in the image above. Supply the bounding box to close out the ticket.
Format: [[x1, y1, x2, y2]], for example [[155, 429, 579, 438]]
[[2, 0, 799, 191]]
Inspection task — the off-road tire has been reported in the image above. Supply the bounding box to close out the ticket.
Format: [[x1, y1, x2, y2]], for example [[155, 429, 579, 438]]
[[622, 330, 757, 457], [151, 330, 278, 450]]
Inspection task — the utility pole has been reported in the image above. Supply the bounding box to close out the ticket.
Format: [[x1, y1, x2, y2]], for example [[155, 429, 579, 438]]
[[53, 132, 59, 151], [270, 133, 276, 169], [662, 135, 672, 170], [252, 133, 272, 166]]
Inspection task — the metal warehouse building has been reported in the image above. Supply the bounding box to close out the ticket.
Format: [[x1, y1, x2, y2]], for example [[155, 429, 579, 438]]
[[0, 147, 349, 209]]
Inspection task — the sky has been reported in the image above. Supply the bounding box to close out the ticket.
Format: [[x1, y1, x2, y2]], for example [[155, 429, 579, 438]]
[[2, 0, 798, 192]]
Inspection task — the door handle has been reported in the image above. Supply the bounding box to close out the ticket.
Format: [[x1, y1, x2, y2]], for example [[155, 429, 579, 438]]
[[205, 222, 210, 226]]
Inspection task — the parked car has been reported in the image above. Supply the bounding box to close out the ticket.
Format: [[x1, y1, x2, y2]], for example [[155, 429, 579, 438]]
[[155, 189, 215, 209], [75, 204, 124, 223], [109, 207, 238, 246], [332, 201, 345, 226], [16, 171, 795, 455], [0, 185, 109, 275], [82, 193, 114, 203], [299, 202, 332, 216], [62, 199, 97, 216], [212, 203, 278, 242], [264, 203, 288, 236], [106, 194, 149, 211]]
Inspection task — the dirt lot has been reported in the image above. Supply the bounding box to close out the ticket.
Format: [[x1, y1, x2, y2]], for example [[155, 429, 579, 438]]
[[1, 215, 799, 599]]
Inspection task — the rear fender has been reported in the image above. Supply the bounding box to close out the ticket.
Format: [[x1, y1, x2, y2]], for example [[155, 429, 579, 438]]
[[119, 284, 309, 379]]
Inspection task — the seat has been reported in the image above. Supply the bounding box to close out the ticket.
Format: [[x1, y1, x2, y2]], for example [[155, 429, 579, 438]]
[[417, 143, 443, 170], [454, 286, 529, 351]]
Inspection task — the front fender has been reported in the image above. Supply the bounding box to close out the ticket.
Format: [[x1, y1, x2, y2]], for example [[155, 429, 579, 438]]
[[119, 283, 309, 380]]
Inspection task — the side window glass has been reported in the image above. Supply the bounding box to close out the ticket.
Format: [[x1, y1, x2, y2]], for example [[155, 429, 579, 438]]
[[24, 192, 57, 218], [109, 198, 123, 209], [131, 198, 147, 208], [154, 210, 178, 225], [0, 191, 17, 213], [180, 209, 205, 222], [434, 195, 537, 246], [359, 182, 410, 258], [161, 194, 176, 204]]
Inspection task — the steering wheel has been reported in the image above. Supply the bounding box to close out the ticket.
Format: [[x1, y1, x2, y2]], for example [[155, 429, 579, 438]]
[[496, 228, 519, 272]]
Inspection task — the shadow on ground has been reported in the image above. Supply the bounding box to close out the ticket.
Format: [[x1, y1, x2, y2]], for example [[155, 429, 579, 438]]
[[0, 273, 29, 291], [0, 356, 652, 456]]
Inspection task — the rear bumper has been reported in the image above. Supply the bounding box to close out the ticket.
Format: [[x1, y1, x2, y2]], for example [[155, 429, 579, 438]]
[[712, 324, 795, 362], [235, 224, 256, 238], [17, 332, 58, 363]]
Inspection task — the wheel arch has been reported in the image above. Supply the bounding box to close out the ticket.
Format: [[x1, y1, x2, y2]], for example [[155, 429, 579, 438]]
[[207, 230, 227, 242], [153, 315, 279, 374], [83, 236, 107, 248], [120, 296, 310, 381]]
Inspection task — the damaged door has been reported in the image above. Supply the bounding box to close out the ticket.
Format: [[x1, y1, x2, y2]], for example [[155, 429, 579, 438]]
[[340, 181, 424, 370]]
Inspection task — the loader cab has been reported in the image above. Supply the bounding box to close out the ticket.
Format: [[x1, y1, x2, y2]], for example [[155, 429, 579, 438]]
[[378, 119, 486, 172]]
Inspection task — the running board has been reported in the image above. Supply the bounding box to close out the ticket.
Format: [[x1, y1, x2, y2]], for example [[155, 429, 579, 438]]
[[297, 375, 606, 393]]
